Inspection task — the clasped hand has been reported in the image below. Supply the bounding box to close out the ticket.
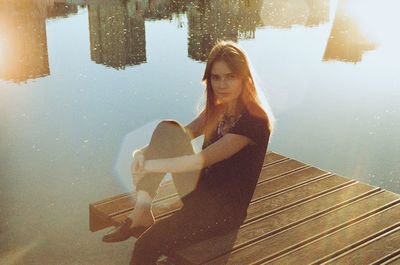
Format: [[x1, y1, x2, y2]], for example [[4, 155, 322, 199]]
[[131, 150, 147, 185]]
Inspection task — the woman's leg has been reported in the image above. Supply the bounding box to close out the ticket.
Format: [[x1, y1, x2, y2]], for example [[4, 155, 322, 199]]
[[135, 119, 201, 202], [103, 120, 203, 243], [128, 120, 201, 225]]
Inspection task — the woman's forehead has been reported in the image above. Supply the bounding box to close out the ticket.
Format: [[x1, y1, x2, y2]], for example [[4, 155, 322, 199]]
[[211, 60, 234, 74]]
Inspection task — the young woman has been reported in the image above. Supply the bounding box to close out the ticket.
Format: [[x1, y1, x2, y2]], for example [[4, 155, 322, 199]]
[[103, 41, 272, 265]]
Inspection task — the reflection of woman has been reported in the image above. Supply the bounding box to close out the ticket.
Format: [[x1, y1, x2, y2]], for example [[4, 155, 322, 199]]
[[103, 41, 272, 264]]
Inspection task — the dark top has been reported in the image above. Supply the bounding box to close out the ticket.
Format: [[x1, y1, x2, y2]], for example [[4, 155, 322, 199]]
[[187, 109, 270, 222]]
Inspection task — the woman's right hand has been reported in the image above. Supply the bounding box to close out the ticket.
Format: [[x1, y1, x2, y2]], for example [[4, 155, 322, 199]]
[[131, 150, 145, 185]]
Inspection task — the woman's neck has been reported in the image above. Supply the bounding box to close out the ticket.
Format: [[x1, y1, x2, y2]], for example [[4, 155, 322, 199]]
[[224, 100, 244, 117]]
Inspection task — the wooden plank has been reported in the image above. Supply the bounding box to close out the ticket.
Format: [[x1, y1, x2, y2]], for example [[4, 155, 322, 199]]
[[93, 151, 280, 210], [264, 204, 400, 265], [112, 169, 335, 227], [89, 181, 177, 231], [375, 252, 400, 265], [89, 152, 301, 231], [172, 181, 378, 264], [251, 167, 329, 202], [246, 175, 351, 221], [112, 165, 331, 225], [324, 226, 400, 265], [227, 182, 377, 247], [259, 159, 308, 182], [263, 152, 287, 165], [201, 191, 400, 265], [96, 181, 176, 217], [112, 195, 184, 224], [89, 151, 400, 265]]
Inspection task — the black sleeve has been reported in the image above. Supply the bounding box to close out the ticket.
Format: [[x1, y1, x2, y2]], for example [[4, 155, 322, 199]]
[[229, 114, 268, 146]]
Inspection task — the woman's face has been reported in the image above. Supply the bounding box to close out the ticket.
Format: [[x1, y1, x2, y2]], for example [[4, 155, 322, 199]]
[[210, 60, 243, 105]]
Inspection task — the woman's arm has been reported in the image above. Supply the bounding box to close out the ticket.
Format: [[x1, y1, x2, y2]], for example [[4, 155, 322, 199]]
[[132, 113, 205, 177], [184, 112, 205, 140], [141, 133, 251, 174]]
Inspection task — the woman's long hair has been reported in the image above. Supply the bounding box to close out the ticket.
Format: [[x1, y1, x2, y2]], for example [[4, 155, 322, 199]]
[[201, 40, 273, 144]]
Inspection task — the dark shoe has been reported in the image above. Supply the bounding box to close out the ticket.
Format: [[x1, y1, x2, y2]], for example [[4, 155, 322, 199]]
[[130, 225, 150, 238], [102, 218, 150, 243]]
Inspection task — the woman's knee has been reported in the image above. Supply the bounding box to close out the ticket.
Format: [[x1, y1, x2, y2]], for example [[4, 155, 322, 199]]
[[154, 120, 190, 141], [156, 119, 184, 131], [146, 119, 193, 159]]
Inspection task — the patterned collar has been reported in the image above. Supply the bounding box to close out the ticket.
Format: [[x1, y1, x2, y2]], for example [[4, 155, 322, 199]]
[[217, 112, 243, 137]]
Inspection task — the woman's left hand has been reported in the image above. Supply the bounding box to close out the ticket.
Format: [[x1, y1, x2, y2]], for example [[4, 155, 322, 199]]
[[131, 150, 147, 185], [132, 164, 147, 186]]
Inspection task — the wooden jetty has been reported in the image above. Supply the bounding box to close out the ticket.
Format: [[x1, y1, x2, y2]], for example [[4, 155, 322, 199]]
[[89, 152, 400, 264]]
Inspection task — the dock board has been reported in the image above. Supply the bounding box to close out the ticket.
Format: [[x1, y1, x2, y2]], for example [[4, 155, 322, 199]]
[[89, 152, 400, 264]]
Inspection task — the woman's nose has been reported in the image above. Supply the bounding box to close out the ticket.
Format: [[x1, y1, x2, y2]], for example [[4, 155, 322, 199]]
[[219, 78, 227, 89]]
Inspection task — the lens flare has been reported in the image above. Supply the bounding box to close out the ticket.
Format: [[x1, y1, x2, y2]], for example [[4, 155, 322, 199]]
[[112, 120, 162, 192]]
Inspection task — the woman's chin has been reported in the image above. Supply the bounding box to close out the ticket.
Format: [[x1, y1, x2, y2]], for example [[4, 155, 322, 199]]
[[217, 96, 231, 103], [219, 98, 239, 106]]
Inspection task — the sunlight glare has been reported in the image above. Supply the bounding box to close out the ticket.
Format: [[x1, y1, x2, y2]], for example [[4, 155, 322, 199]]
[[0, 38, 6, 69], [112, 120, 160, 192], [0, 237, 44, 265], [345, 0, 400, 45]]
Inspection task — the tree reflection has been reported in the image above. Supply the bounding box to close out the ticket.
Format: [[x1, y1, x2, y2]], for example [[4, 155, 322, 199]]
[[47, 2, 78, 19], [0, 0, 378, 83], [87, 0, 188, 69], [88, 0, 146, 69], [187, 0, 264, 62], [323, 0, 376, 63], [259, 0, 329, 28], [187, 0, 331, 62]]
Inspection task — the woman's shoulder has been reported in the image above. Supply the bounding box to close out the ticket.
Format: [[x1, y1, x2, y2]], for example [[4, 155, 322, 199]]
[[229, 108, 269, 139], [242, 106, 269, 125], [237, 107, 271, 142]]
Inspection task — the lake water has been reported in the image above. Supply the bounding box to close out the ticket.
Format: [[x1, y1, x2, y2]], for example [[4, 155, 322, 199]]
[[1, 0, 399, 264]]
